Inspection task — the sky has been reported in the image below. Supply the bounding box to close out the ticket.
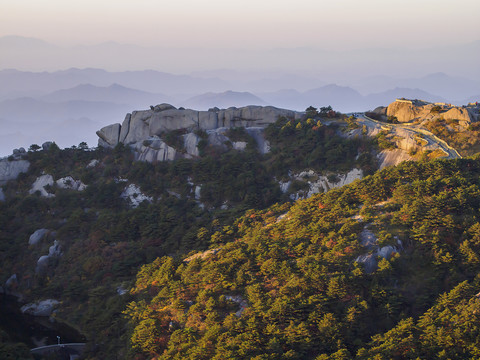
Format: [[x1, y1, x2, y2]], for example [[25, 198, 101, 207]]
[[1, 0, 479, 50]]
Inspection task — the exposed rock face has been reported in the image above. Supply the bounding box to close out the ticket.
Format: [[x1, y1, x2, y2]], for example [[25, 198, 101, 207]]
[[0, 159, 30, 185], [21, 299, 60, 317], [97, 104, 300, 162], [377, 149, 413, 169], [0, 187, 4, 202], [120, 184, 153, 208], [386, 100, 433, 123], [56, 176, 87, 191], [131, 138, 178, 162], [86, 159, 99, 168], [280, 169, 363, 200], [183, 133, 201, 157], [30, 174, 55, 197]]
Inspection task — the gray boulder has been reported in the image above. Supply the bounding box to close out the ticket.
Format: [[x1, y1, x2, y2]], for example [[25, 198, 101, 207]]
[[0, 159, 30, 185], [29, 229, 49, 245], [132, 139, 178, 162], [183, 133, 201, 157], [96, 123, 121, 148], [42, 141, 54, 151]]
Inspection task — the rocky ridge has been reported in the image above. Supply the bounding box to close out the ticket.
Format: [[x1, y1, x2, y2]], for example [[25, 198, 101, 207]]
[[97, 104, 301, 162], [384, 99, 479, 127]]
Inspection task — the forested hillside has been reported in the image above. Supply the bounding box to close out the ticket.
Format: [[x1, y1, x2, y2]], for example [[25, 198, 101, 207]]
[[2, 111, 480, 359], [0, 115, 377, 359], [125, 158, 480, 359]]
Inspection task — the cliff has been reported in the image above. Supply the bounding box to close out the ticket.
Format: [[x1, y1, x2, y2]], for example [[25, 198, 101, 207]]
[[97, 103, 301, 162]]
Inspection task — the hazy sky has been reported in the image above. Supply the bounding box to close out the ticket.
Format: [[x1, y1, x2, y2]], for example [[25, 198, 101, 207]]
[[1, 0, 479, 49]]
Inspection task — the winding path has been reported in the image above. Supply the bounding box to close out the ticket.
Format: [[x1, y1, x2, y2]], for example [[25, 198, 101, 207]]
[[356, 113, 462, 159]]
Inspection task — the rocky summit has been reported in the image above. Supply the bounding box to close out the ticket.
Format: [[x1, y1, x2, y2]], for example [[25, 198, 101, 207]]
[[97, 104, 301, 162], [382, 98, 479, 127]]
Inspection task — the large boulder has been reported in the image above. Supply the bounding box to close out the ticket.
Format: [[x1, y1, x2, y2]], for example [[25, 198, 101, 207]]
[[442, 107, 475, 128], [386, 100, 433, 123], [29, 229, 49, 245], [96, 123, 121, 148], [183, 132, 201, 157], [0, 159, 30, 185]]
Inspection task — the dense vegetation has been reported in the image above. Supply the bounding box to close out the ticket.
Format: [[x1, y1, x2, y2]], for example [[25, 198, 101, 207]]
[[0, 114, 378, 359], [264, 115, 377, 177], [4, 110, 480, 359], [125, 158, 480, 359]]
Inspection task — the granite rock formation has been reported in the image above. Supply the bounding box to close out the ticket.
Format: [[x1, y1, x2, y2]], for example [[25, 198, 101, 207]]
[[97, 104, 301, 162]]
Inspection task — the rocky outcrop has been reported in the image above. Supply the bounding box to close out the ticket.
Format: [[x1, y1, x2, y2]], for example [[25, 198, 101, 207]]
[[386, 99, 477, 125], [442, 107, 477, 128], [355, 226, 402, 273], [97, 104, 301, 162], [36, 240, 61, 274], [0, 159, 30, 185], [120, 184, 153, 208], [56, 176, 87, 191], [30, 174, 55, 197], [30, 175, 87, 197], [386, 100, 433, 123], [280, 169, 363, 200]]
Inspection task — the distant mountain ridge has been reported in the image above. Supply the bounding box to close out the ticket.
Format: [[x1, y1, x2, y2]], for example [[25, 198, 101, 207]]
[[182, 90, 267, 110]]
